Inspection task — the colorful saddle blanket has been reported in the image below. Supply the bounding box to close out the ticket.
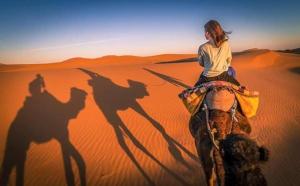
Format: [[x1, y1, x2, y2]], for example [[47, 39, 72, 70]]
[[178, 81, 259, 118]]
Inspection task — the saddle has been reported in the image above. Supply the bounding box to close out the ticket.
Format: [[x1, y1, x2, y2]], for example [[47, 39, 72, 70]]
[[178, 81, 259, 118]]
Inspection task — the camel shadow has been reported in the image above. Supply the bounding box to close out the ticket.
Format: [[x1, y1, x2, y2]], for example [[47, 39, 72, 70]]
[[78, 68, 192, 185], [0, 74, 87, 186]]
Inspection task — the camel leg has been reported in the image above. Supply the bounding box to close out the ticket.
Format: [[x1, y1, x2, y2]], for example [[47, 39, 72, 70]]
[[0, 155, 15, 186], [60, 141, 75, 186], [65, 140, 86, 186], [213, 149, 225, 186], [119, 122, 188, 185], [132, 103, 186, 166], [1, 142, 28, 186], [103, 110, 155, 185], [195, 134, 218, 186], [112, 126, 155, 186], [15, 151, 26, 186]]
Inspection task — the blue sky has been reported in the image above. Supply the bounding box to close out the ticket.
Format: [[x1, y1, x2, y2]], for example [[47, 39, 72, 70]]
[[0, 0, 299, 64]]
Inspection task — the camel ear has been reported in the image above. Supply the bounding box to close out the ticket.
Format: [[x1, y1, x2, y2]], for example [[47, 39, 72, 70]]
[[259, 146, 269, 162]]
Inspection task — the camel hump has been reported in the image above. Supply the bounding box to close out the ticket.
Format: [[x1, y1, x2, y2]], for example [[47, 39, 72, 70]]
[[205, 89, 235, 112]]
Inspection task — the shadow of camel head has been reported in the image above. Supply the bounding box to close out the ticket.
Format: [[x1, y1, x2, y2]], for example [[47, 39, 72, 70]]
[[127, 79, 149, 98], [68, 87, 88, 119]]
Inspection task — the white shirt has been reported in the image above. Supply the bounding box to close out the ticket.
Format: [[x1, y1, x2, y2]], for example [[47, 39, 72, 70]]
[[198, 40, 232, 77]]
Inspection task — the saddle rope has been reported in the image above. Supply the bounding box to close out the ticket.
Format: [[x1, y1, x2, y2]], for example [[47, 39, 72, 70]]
[[202, 99, 238, 151]]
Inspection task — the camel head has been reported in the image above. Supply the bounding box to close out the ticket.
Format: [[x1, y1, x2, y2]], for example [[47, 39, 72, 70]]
[[220, 134, 269, 185], [128, 79, 149, 98], [66, 87, 87, 119]]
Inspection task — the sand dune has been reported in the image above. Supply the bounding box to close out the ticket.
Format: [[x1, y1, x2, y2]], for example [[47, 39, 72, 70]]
[[0, 54, 196, 72], [0, 50, 300, 186]]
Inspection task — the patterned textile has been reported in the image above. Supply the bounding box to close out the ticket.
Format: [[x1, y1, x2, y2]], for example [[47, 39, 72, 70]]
[[178, 81, 259, 118]]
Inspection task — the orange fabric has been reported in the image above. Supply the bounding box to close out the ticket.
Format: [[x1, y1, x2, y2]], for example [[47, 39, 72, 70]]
[[234, 92, 259, 118], [181, 91, 206, 116]]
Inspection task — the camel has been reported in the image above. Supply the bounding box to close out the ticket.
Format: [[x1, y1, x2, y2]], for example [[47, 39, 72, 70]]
[[143, 68, 268, 185], [0, 74, 87, 186], [188, 84, 269, 186]]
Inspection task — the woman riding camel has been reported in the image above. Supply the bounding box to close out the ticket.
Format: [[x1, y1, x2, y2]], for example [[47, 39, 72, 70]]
[[194, 20, 240, 87]]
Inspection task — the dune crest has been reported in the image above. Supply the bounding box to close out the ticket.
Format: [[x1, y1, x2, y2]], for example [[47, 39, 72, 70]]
[[251, 51, 280, 68]]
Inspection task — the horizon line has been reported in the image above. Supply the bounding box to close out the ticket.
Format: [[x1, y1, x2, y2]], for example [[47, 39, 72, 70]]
[[1, 47, 298, 65]]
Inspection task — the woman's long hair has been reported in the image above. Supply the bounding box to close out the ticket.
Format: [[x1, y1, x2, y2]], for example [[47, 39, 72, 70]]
[[204, 20, 231, 47]]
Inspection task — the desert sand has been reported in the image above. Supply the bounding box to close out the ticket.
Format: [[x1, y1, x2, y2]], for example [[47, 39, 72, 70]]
[[0, 50, 300, 186]]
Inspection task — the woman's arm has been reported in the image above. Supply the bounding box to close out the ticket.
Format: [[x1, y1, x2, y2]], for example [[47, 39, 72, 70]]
[[198, 46, 204, 67], [226, 54, 232, 65], [226, 43, 232, 65]]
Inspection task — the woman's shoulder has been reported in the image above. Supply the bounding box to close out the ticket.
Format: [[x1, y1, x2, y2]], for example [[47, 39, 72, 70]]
[[199, 41, 212, 52], [220, 39, 230, 47]]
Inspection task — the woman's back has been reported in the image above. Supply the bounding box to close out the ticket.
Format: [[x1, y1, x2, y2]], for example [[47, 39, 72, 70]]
[[199, 40, 232, 77], [195, 19, 240, 87]]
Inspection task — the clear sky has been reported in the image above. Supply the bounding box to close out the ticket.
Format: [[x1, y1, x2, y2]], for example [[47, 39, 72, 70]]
[[0, 0, 299, 64]]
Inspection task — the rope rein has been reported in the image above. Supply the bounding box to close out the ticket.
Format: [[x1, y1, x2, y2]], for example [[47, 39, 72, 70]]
[[201, 98, 238, 151]]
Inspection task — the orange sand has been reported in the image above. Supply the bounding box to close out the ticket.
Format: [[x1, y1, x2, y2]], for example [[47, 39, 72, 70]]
[[0, 50, 299, 185]]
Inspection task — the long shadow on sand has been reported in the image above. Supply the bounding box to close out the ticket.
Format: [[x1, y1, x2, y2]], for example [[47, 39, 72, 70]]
[[155, 57, 198, 65], [0, 74, 87, 186], [78, 68, 194, 185], [143, 68, 191, 89], [289, 67, 300, 75]]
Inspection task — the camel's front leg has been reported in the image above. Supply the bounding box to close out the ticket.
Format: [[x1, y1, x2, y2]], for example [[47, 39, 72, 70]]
[[66, 141, 86, 186], [0, 141, 28, 186], [15, 151, 27, 186], [195, 125, 224, 186], [0, 153, 15, 186], [60, 140, 75, 186], [195, 138, 217, 186], [60, 139, 86, 186]]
